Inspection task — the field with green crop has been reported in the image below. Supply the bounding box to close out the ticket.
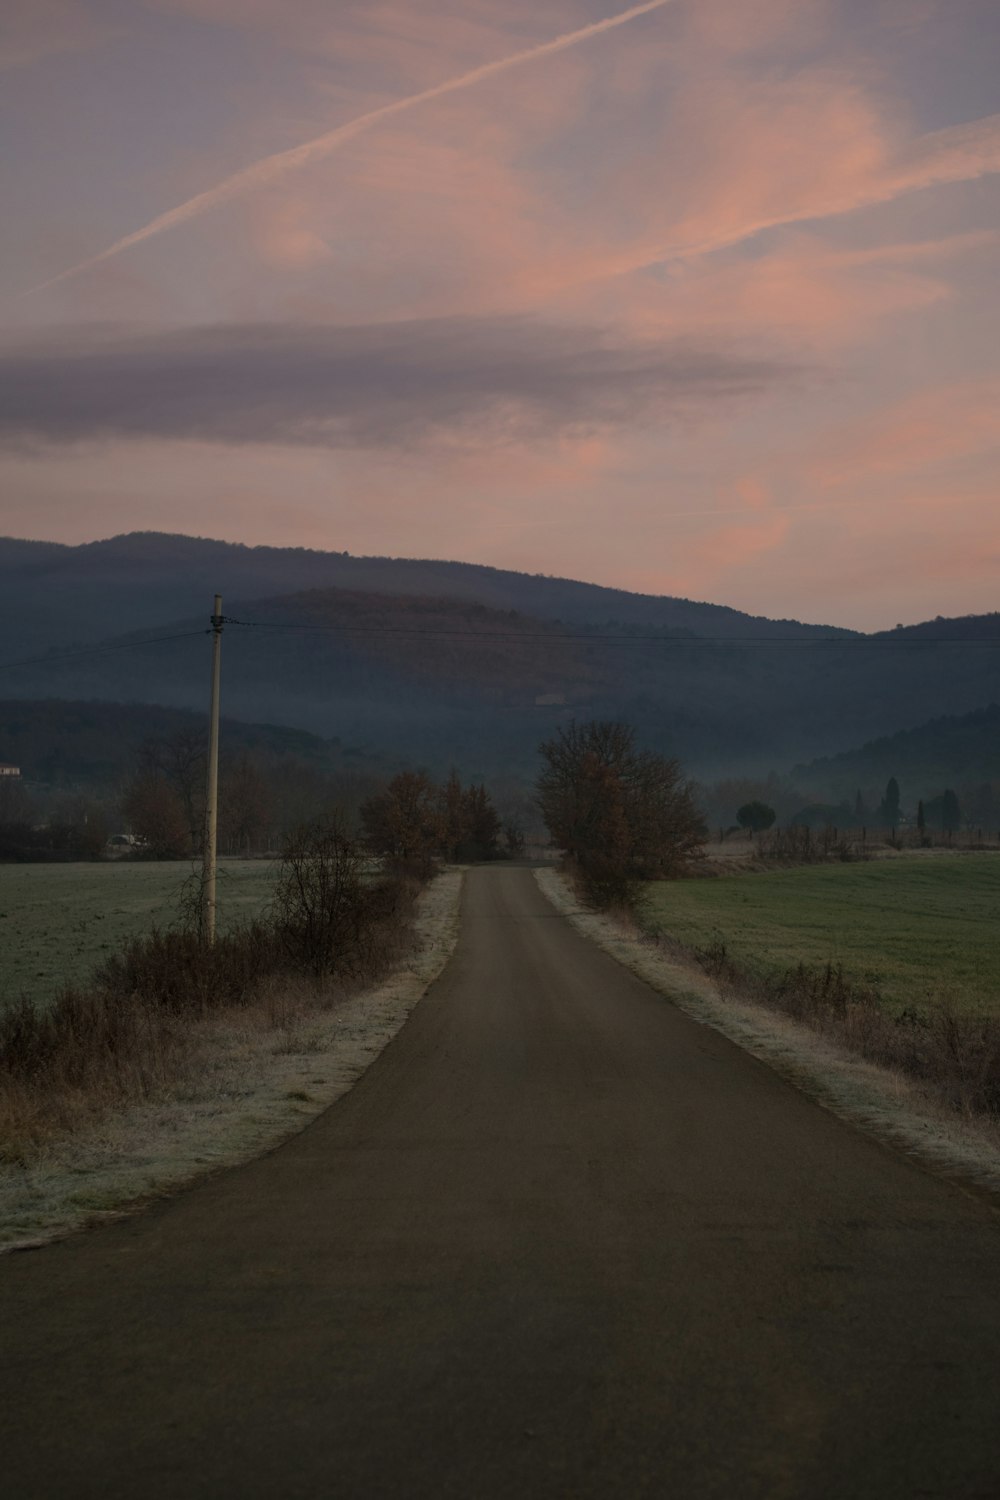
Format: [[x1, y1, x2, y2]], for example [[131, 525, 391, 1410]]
[[0, 860, 276, 1009], [646, 853, 1000, 1017]]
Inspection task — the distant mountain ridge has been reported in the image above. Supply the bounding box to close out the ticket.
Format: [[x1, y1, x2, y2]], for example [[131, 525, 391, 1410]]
[[1, 532, 996, 781], [0, 531, 854, 658]]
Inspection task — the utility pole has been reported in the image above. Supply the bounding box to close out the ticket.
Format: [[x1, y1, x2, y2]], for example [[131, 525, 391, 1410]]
[[201, 594, 223, 946]]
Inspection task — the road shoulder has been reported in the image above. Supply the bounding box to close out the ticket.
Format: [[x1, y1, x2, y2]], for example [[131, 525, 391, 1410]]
[[0, 869, 464, 1254], [535, 865, 1000, 1204]]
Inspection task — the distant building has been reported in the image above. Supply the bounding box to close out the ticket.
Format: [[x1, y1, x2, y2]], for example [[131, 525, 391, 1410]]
[[0, 763, 20, 778], [534, 694, 567, 707]]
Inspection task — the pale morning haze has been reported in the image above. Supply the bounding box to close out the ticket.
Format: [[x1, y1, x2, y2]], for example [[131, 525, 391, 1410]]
[[1, 0, 998, 629]]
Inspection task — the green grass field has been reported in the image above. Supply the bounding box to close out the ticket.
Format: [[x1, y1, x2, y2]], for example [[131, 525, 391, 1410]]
[[646, 854, 1000, 1017], [0, 860, 277, 1009]]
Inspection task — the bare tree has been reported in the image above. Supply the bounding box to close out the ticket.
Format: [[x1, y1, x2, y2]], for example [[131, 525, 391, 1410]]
[[219, 754, 272, 854], [138, 730, 207, 852], [440, 768, 470, 861], [271, 821, 368, 979], [122, 771, 190, 858], [536, 720, 703, 904], [360, 771, 444, 875]]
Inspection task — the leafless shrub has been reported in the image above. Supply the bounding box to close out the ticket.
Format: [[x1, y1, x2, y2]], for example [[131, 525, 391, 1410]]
[[0, 821, 422, 1163], [754, 825, 869, 866], [270, 821, 417, 981], [0, 986, 187, 1163], [95, 922, 279, 1014], [692, 941, 1000, 1120]]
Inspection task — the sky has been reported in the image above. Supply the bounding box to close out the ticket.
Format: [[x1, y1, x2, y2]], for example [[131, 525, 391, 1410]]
[[1, 0, 998, 630]]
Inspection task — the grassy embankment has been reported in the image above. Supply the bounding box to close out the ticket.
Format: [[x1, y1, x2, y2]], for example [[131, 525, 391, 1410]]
[[644, 854, 1000, 1117], [0, 861, 275, 1010], [646, 855, 999, 1018], [0, 840, 421, 1165]]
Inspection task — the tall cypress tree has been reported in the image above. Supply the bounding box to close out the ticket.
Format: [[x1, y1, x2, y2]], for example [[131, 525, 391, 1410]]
[[880, 777, 900, 827]]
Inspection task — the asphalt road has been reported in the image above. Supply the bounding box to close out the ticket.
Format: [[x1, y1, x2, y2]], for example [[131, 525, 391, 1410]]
[[2, 866, 999, 1498]]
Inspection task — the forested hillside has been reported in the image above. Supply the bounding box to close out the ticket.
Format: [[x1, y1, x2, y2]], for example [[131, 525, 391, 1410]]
[[2, 533, 997, 782], [0, 530, 849, 657], [0, 700, 365, 789], [792, 705, 1000, 802]]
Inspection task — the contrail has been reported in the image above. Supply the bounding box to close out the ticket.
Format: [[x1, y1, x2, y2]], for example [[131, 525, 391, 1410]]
[[28, 0, 674, 294]]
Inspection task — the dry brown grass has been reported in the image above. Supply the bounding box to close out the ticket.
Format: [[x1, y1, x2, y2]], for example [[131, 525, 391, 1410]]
[[689, 940, 1000, 1121], [0, 870, 464, 1253]]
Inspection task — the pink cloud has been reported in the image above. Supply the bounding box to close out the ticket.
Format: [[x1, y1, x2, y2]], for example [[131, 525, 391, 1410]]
[[30, 0, 636, 297], [635, 477, 794, 597], [244, 196, 334, 271], [609, 68, 893, 259], [266, 46, 998, 336], [587, 230, 988, 353], [621, 474, 999, 628], [657, 512, 793, 594], [574, 51, 1000, 281], [770, 483, 1000, 625], [653, 106, 1000, 265], [814, 380, 1000, 485], [7, 1, 999, 636], [36, 0, 1000, 308]]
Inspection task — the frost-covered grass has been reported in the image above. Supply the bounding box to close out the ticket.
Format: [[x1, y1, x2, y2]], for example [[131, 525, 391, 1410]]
[[0, 860, 275, 1009], [0, 869, 464, 1253]]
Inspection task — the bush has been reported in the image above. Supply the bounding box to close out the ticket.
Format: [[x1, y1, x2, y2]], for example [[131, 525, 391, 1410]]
[[691, 942, 1000, 1120], [360, 772, 443, 875], [754, 825, 867, 865], [0, 818, 424, 1160], [272, 822, 418, 981], [271, 822, 370, 979], [95, 922, 279, 1013]]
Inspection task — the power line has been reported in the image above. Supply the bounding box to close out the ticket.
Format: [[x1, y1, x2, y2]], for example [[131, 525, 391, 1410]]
[[226, 618, 997, 645], [0, 619, 994, 676], [0, 629, 209, 676]]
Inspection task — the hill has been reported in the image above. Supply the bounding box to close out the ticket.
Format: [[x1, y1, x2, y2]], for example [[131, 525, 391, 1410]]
[[0, 531, 851, 658], [792, 704, 1000, 804], [1, 532, 997, 781], [0, 700, 370, 791]]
